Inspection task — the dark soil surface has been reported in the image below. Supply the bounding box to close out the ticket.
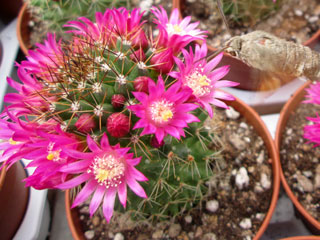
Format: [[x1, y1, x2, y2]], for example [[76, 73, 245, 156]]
[[280, 102, 320, 222], [75, 106, 273, 240], [182, 0, 320, 49]]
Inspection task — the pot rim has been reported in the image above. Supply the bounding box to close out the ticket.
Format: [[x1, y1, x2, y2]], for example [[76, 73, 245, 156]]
[[16, 2, 29, 56], [65, 94, 280, 240], [275, 81, 320, 231], [280, 236, 320, 240]]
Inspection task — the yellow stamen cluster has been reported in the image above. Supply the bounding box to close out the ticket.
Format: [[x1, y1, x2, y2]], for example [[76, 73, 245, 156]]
[[89, 154, 125, 188], [150, 100, 174, 124], [185, 71, 211, 97]]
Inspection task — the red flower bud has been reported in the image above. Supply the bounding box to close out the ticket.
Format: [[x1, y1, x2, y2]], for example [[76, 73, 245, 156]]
[[150, 48, 174, 74], [150, 136, 164, 148], [107, 113, 130, 138], [132, 31, 148, 49], [75, 114, 96, 133], [111, 94, 126, 108], [130, 48, 146, 63], [133, 76, 151, 93]]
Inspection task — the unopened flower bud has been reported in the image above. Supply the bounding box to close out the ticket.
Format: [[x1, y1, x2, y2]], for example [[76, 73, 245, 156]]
[[131, 31, 148, 49], [75, 114, 96, 133], [150, 136, 164, 148], [107, 113, 130, 138], [133, 76, 150, 93], [150, 48, 174, 74], [130, 48, 146, 62], [111, 94, 126, 108]]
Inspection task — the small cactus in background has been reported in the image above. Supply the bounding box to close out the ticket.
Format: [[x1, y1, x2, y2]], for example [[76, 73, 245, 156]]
[[221, 0, 283, 27], [25, 0, 131, 46], [1, 7, 239, 222]]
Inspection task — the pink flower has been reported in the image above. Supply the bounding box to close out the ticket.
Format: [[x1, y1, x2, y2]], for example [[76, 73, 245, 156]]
[[304, 114, 320, 147], [152, 6, 206, 53], [23, 129, 81, 189], [303, 83, 320, 146], [22, 34, 63, 79], [57, 134, 148, 222], [65, 8, 148, 49], [128, 76, 199, 143], [170, 44, 239, 118], [304, 82, 320, 105]]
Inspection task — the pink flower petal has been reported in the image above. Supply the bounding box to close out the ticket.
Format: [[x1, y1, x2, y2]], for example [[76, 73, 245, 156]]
[[71, 180, 96, 208], [89, 186, 105, 217], [103, 188, 117, 223], [56, 173, 91, 189]]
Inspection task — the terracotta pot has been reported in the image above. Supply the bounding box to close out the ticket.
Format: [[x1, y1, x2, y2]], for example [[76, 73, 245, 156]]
[[280, 236, 320, 240], [0, 161, 29, 240], [275, 81, 320, 235], [17, 3, 31, 56], [65, 96, 280, 240], [174, 0, 320, 91]]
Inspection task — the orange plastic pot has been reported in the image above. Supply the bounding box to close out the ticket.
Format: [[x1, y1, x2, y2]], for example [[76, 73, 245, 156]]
[[275, 81, 320, 235], [281, 236, 320, 240], [16, 3, 30, 56], [174, 0, 320, 91], [65, 95, 280, 240], [0, 162, 29, 240]]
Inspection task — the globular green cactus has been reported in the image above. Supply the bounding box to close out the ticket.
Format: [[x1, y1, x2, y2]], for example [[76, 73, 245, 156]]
[[221, 0, 283, 27], [48, 35, 219, 220]]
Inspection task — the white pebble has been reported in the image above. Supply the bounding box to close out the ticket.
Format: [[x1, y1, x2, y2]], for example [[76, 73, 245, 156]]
[[260, 173, 271, 190], [255, 213, 265, 221], [294, 9, 303, 16], [114, 233, 124, 240], [254, 183, 264, 193], [257, 151, 265, 164], [303, 171, 313, 178], [239, 218, 252, 229], [239, 122, 248, 129], [85, 230, 95, 240], [231, 169, 237, 176], [206, 200, 219, 213], [309, 15, 319, 23], [225, 106, 240, 120], [235, 167, 250, 190], [184, 215, 193, 223]]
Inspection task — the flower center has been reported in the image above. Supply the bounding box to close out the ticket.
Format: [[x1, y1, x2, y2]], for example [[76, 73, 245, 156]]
[[185, 71, 211, 97], [46, 142, 62, 162], [149, 99, 174, 124], [90, 154, 125, 188], [9, 138, 19, 145], [166, 23, 184, 36]]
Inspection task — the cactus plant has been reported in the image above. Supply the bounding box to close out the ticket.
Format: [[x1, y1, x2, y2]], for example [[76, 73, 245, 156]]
[[1, 6, 239, 223], [25, 0, 132, 46], [221, 0, 283, 27]]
